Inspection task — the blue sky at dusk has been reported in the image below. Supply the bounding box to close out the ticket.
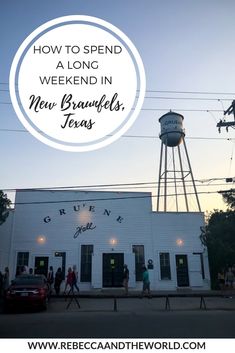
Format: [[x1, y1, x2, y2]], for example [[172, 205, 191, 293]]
[[0, 0, 235, 212]]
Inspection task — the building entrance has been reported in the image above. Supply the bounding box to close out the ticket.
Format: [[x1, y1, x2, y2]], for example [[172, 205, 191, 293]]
[[102, 253, 124, 287], [34, 256, 49, 277], [176, 254, 189, 287]]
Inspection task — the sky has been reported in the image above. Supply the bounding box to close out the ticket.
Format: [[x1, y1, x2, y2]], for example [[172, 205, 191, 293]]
[[0, 0, 235, 213]]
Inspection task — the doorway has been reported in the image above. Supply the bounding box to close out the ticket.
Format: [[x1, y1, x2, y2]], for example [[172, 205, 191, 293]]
[[34, 256, 49, 277], [175, 254, 189, 287], [102, 253, 124, 287]]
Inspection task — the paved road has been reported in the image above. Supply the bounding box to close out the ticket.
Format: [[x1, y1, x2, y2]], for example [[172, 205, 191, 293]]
[[0, 297, 235, 338]]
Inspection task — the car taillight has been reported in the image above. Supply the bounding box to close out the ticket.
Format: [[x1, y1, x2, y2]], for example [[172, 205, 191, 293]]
[[39, 288, 46, 297]]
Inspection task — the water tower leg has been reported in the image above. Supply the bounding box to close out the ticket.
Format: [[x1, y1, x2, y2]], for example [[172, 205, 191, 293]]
[[172, 147, 179, 212], [183, 139, 201, 212], [157, 141, 164, 212], [164, 141, 168, 212], [177, 144, 189, 212]]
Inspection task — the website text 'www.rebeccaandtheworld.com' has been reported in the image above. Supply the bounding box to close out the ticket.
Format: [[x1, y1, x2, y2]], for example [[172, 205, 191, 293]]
[[27, 340, 206, 351]]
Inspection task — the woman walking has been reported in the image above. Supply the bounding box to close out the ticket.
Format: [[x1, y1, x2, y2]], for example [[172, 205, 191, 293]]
[[141, 266, 151, 298], [54, 267, 63, 295]]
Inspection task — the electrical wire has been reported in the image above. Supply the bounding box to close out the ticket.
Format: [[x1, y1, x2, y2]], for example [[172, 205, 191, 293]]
[[1, 82, 235, 95], [138, 89, 235, 95], [140, 108, 223, 112], [1, 87, 233, 102], [0, 128, 234, 141], [227, 142, 235, 177], [0, 100, 225, 112], [10, 190, 225, 206], [1, 177, 233, 193], [139, 96, 231, 102]]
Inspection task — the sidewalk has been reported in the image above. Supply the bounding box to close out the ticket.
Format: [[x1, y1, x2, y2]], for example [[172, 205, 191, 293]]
[[54, 288, 235, 298], [49, 289, 235, 312], [48, 296, 235, 313], [1, 289, 235, 314]]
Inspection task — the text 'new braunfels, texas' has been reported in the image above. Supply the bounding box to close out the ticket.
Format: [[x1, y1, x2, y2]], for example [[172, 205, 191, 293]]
[[28, 93, 125, 130]]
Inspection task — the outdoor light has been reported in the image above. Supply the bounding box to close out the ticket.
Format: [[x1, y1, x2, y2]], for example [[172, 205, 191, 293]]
[[37, 235, 46, 245], [109, 238, 117, 246], [176, 238, 184, 246], [78, 209, 92, 223]]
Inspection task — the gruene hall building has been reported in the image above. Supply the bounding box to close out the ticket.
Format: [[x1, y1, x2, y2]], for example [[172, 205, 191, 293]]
[[0, 190, 210, 291]]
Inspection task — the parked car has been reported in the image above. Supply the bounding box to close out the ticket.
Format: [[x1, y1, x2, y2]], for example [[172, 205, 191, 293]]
[[4, 274, 49, 311]]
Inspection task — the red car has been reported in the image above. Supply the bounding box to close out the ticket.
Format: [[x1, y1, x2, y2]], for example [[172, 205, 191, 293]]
[[4, 274, 49, 311]]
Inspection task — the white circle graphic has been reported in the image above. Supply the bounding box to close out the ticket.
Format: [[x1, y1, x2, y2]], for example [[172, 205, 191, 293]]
[[10, 16, 146, 152]]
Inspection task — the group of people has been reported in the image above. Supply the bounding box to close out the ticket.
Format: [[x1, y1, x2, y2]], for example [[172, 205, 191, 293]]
[[0, 267, 9, 296], [50, 263, 150, 296], [16, 265, 34, 276], [122, 264, 151, 297], [3, 262, 235, 297], [217, 265, 235, 290], [47, 266, 65, 295], [47, 265, 80, 295]]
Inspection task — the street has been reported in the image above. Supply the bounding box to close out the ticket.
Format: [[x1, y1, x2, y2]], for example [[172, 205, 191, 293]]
[[0, 297, 235, 338]]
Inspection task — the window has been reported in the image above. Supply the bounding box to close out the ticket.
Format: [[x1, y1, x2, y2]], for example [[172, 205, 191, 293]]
[[16, 252, 29, 274], [159, 252, 171, 280], [132, 245, 145, 281], [193, 252, 205, 280], [80, 245, 93, 282], [54, 252, 66, 280]]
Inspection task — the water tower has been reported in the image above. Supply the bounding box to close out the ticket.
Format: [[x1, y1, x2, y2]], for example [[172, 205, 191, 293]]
[[156, 112, 201, 212]]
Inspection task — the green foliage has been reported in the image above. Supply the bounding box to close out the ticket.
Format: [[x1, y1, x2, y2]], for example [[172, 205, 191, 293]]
[[0, 190, 11, 225], [221, 189, 235, 210], [200, 209, 235, 289]]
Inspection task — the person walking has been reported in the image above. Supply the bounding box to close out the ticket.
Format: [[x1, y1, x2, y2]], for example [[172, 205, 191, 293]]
[[141, 266, 151, 298], [123, 264, 129, 295], [54, 267, 63, 295], [71, 265, 79, 293], [217, 269, 225, 290], [47, 266, 54, 294], [64, 267, 73, 295], [0, 270, 3, 297], [3, 267, 10, 294], [225, 267, 234, 289]]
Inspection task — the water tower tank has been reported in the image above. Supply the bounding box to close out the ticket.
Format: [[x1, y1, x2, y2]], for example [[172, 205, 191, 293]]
[[159, 112, 185, 147]]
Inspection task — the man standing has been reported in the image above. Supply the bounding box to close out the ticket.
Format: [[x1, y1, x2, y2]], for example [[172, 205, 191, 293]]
[[141, 266, 151, 298], [47, 266, 54, 295], [123, 264, 129, 295]]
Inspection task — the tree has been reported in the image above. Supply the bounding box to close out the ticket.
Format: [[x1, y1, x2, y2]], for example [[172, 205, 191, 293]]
[[0, 190, 11, 225], [220, 189, 235, 210], [200, 187, 235, 288], [200, 209, 235, 289]]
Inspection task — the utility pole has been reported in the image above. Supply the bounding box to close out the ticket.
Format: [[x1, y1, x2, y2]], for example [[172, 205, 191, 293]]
[[217, 100, 235, 132]]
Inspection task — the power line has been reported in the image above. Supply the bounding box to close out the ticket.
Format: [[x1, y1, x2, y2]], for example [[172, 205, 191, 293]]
[[119, 135, 234, 141], [1, 177, 232, 193], [10, 190, 224, 206], [3, 183, 231, 193], [140, 96, 231, 102], [1, 88, 233, 102], [140, 108, 223, 112], [0, 128, 234, 141], [1, 82, 235, 95], [0, 101, 225, 112], [61, 183, 232, 191], [138, 89, 235, 95]]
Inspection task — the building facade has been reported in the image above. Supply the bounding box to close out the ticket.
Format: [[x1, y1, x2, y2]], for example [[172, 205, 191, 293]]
[[0, 189, 210, 291]]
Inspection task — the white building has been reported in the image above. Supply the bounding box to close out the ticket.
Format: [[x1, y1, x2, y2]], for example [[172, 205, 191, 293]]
[[0, 189, 210, 291]]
